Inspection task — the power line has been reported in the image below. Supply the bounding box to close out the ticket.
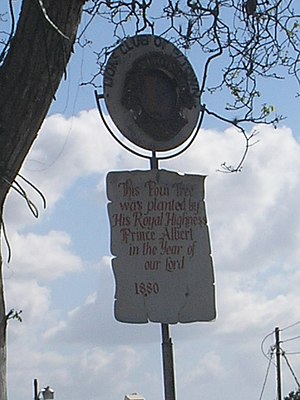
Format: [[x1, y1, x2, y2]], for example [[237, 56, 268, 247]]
[[259, 347, 275, 400], [282, 335, 300, 344], [261, 329, 276, 361], [259, 325, 300, 400], [282, 321, 300, 332], [281, 350, 300, 390]]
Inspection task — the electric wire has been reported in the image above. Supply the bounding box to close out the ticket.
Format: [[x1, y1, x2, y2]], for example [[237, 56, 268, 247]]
[[282, 321, 300, 332], [279, 322, 300, 355], [1, 176, 39, 218], [259, 347, 275, 400], [0, 217, 12, 264], [261, 330, 276, 361], [259, 326, 300, 400], [0, 171, 47, 263], [281, 349, 300, 389], [282, 335, 300, 344], [17, 173, 47, 209]]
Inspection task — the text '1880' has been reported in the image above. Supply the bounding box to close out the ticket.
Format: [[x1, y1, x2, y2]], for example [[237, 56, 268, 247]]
[[134, 282, 160, 296]]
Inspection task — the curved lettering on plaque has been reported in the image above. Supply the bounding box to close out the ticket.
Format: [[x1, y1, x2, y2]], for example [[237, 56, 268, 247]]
[[103, 35, 200, 152]]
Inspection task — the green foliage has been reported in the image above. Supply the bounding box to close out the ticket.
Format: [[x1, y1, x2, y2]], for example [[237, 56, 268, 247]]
[[78, 0, 300, 171], [285, 389, 300, 400], [82, 1, 299, 128]]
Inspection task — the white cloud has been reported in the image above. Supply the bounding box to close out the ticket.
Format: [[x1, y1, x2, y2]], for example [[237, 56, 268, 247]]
[[4, 109, 143, 231], [6, 278, 51, 325], [8, 230, 83, 281], [5, 110, 300, 400], [181, 351, 226, 384]]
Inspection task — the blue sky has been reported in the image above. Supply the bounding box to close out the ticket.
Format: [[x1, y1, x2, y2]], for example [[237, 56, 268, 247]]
[[3, 2, 300, 400]]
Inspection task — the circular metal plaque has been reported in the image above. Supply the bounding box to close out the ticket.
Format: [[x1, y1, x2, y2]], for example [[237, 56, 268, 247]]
[[103, 35, 200, 152]]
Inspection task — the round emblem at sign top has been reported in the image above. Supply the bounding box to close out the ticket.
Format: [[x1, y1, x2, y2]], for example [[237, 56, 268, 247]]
[[103, 35, 200, 152]]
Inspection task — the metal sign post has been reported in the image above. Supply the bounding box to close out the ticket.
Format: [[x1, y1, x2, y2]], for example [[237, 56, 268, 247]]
[[161, 323, 176, 400], [151, 151, 176, 400]]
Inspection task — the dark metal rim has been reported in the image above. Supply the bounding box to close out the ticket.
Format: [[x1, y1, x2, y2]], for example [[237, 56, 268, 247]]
[[94, 90, 205, 162]]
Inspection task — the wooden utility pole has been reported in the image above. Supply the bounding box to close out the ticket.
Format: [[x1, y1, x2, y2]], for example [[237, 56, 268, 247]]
[[33, 378, 39, 400], [275, 327, 282, 400]]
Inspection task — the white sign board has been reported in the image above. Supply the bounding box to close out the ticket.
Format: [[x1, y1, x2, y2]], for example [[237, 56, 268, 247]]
[[106, 170, 216, 324]]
